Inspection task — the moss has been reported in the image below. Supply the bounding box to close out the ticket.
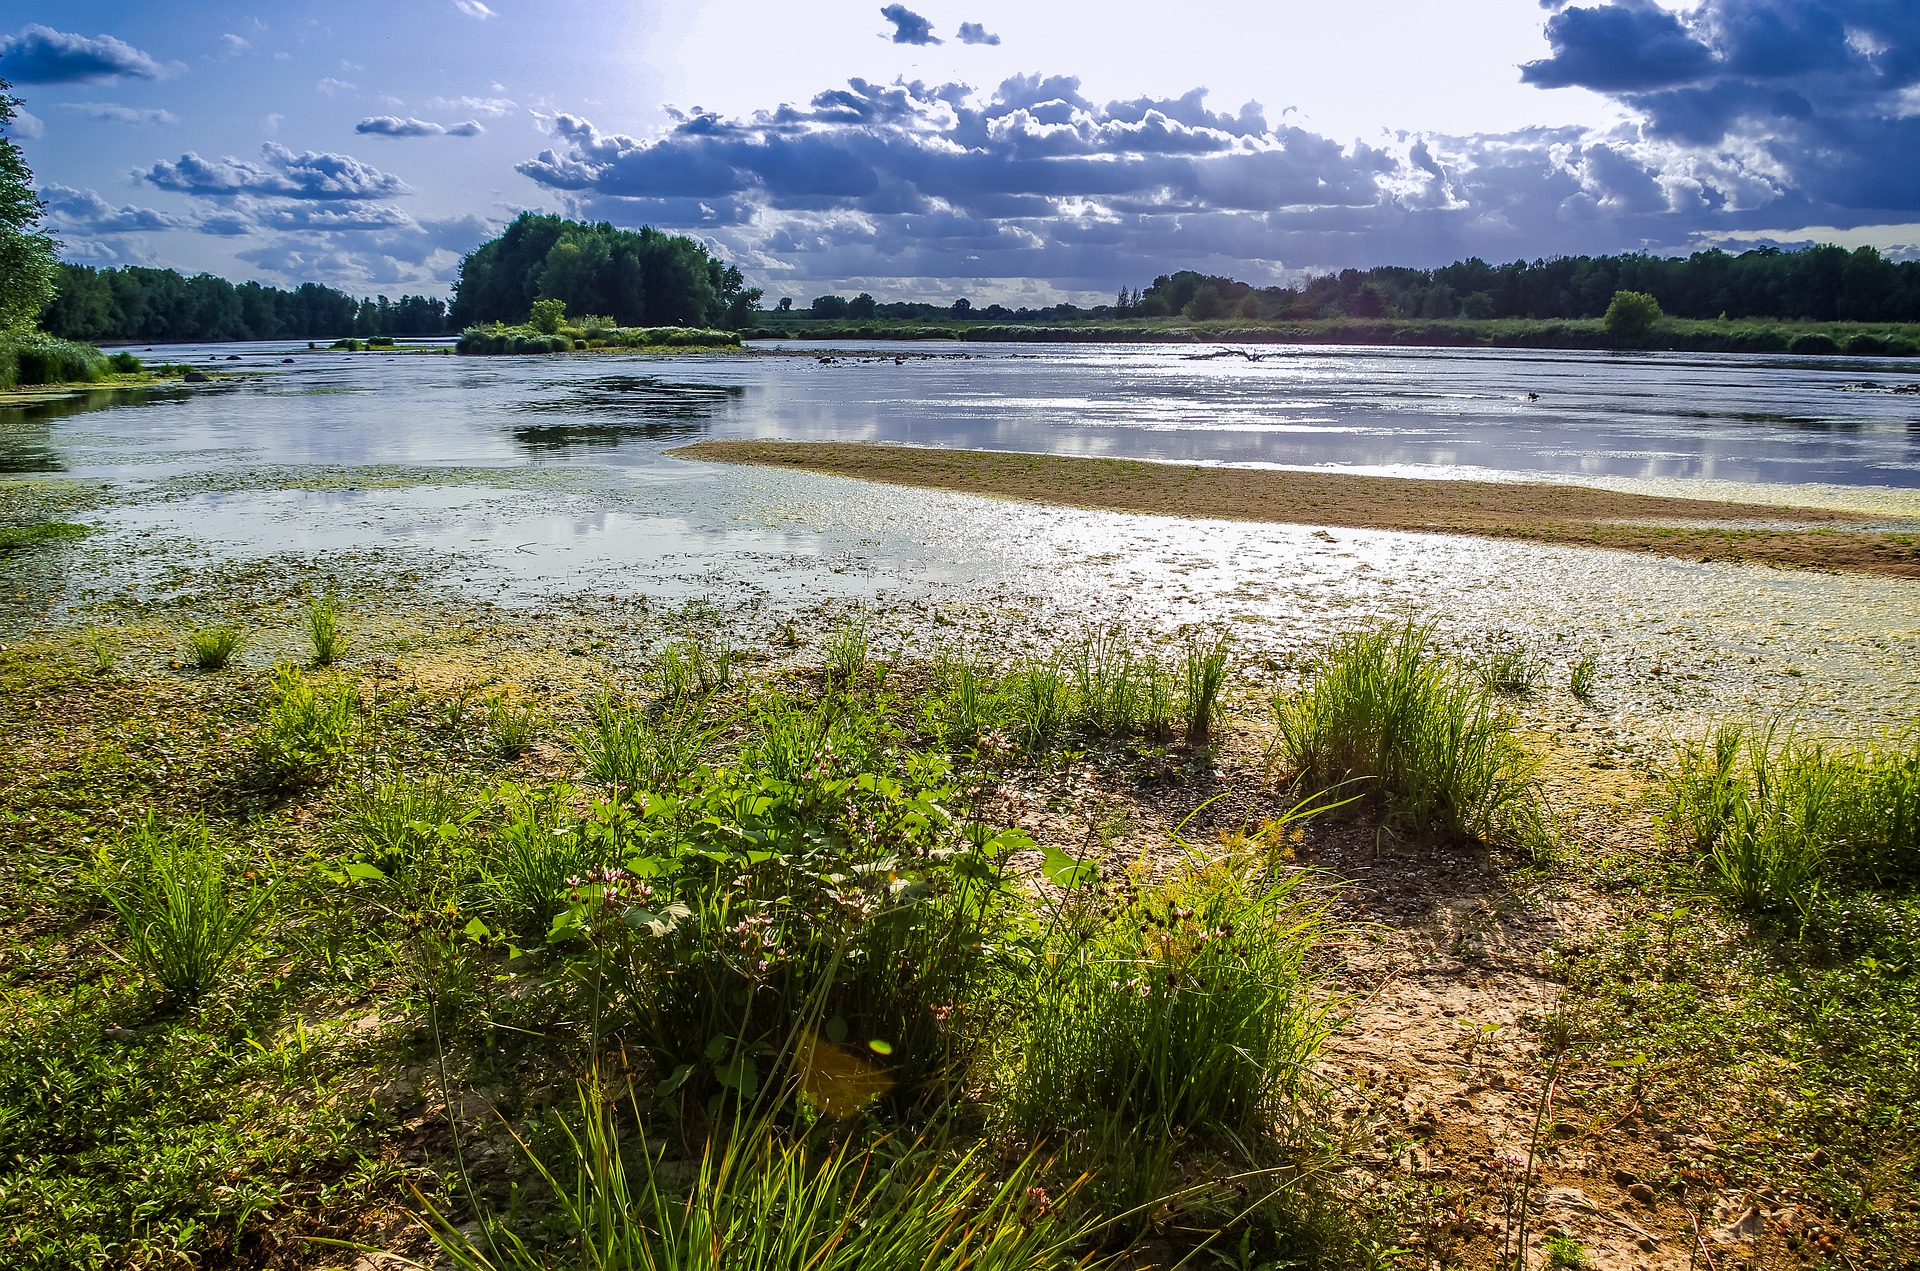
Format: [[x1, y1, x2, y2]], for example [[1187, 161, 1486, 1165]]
[[0, 521, 91, 550]]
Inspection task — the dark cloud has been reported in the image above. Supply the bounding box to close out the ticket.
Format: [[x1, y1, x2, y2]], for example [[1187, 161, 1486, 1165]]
[[880, 5, 941, 45], [356, 116, 485, 138], [0, 24, 163, 84], [140, 143, 412, 201], [57, 102, 178, 125], [1518, 1, 1920, 214], [956, 22, 1001, 46]]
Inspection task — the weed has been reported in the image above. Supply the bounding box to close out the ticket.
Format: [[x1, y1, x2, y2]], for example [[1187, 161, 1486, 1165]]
[[486, 694, 539, 758], [1569, 654, 1597, 701], [1072, 629, 1144, 734], [97, 815, 274, 1004], [1271, 622, 1539, 844], [307, 595, 350, 665], [252, 664, 361, 785], [1004, 654, 1072, 748], [187, 624, 243, 671], [343, 774, 473, 874], [1544, 1232, 1589, 1268], [931, 644, 999, 745], [574, 695, 721, 796], [481, 784, 617, 941]]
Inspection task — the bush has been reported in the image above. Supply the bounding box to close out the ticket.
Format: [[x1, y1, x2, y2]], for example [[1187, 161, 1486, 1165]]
[[97, 815, 274, 1004], [455, 323, 741, 355], [106, 351, 143, 373], [1789, 332, 1840, 355], [0, 331, 108, 388], [1844, 333, 1886, 356], [1602, 290, 1662, 345], [1271, 622, 1539, 844]]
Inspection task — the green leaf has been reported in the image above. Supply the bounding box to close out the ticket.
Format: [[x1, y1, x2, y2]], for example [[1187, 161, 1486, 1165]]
[[462, 916, 492, 942], [655, 1063, 695, 1097], [824, 1014, 847, 1045], [342, 860, 386, 881], [1040, 844, 1096, 889]]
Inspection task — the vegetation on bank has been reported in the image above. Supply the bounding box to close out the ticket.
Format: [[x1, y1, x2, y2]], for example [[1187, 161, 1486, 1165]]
[[42, 264, 449, 345], [743, 311, 1920, 356], [2, 590, 1915, 1267], [449, 213, 762, 332], [456, 299, 739, 354]]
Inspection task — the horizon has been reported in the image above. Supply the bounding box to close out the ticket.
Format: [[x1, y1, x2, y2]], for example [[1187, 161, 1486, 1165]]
[[9, 1, 1920, 305]]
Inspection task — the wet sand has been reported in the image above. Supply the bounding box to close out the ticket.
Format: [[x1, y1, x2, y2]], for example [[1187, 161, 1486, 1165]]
[[673, 439, 1920, 579]]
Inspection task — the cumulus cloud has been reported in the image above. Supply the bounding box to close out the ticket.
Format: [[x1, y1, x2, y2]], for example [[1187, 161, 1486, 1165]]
[[39, 183, 191, 233], [508, 61, 1920, 297], [139, 142, 411, 201], [880, 5, 941, 45], [0, 24, 164, 84], [356, 115, 485, 137], [956, 22, 1001, 46], [57, 102, 178, 125]]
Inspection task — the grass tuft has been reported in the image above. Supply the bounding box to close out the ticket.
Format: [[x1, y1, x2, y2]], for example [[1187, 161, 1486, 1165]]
[[252, 664, 360, 785], [306, 595, 350, 665], [97, 815, 274, 1005], [1271, 622, 1539, 844], [186, 624, 244, 671]]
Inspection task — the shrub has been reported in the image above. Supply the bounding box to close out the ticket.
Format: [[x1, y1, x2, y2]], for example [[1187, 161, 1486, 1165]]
[[1011, 851, 1334, 1136], [97, 815, 274, 1004], [186, 624, 243, 670], [106, 351, 143, 373], [1789, 332, 1840, 355], [1271, 623, 1539, 844], [1602, 290, 1662, 345], [1844, 333, 1886, 356], [252, 664, 361, 784]]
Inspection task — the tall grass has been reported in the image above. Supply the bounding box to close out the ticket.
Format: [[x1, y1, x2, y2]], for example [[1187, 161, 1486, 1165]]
[[1011, 853, 1335, 1137], [343, 774, 472, 873], [1180, 632, 1231, 745], [418, 1081, 1097, 1271], [824, 610, 870, 689], [252, 664, 361, 784], [573, 695, 719, 795], [482, 784, 612, 941], [1004, 654, 1072, 748], [0, 331, 109, 388], [1666, 725, 1920, 911], [1071, 630, 1145, 734], [1271, 622, 1538, 844], [98, 815, 274, 1004], [187, 624, 243, 670]]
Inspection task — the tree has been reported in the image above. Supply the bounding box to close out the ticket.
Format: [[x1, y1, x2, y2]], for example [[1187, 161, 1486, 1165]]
[[811, 295, 849, 319], [847, 292, 877, 319], [0, 76, 57, 330], [776, 297, 793, 313], [529, 298, 566, 334], [1603, 289, 1663, 344], [1186, 284, 1225, 320]]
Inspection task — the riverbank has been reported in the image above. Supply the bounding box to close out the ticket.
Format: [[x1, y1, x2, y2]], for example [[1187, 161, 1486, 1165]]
[[672, 440, 1920, 579], [0, 566, 1913, 1269], [744, 314, 1920, 357]]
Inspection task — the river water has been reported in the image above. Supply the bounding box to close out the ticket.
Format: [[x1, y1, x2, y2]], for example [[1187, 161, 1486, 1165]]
[[4, 338, 1919, 736]]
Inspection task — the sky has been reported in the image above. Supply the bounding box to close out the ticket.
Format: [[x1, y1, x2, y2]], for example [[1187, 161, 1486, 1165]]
[[5, 0, 1920, 305]]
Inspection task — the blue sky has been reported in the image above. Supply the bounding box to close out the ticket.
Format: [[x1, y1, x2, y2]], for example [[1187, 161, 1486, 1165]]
[[5, 0, 1919, 304]]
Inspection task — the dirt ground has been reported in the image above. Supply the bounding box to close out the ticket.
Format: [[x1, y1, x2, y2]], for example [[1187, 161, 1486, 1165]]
[[673, 439, 1920, 581]]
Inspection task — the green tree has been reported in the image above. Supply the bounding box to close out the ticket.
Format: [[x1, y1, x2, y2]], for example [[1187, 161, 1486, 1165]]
[[1603, 289, 1663, 344], [0, 76, 57, 330], [529, 298, 567, 334], [1186, 284, 1225, 320], [847, 292, 877, 320]]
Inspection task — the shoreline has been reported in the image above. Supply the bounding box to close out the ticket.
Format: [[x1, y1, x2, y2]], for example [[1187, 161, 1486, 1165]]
[[672, 439, 1920, 579]]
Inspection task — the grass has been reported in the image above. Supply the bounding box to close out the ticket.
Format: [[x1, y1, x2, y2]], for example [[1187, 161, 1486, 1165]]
[[0, 330, 109, 388], [1270, 622, 1540, 844], [1568, 654, 1597, 700], [12, 602, 1913, 1267], [455, 323, 741, 355], [96, 814, 275, 1004], [1665, 723, 1920, 912], [186, 623, 244, 670]]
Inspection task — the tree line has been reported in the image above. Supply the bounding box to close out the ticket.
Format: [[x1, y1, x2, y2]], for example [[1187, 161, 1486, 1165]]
[[448, 213, 761, 331], [1120, 245, 1920, 324], [42, 265, 449, 344]]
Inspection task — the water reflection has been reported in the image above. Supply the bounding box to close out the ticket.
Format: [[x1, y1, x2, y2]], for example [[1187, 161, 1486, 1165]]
[[509, 376, 746, 454]]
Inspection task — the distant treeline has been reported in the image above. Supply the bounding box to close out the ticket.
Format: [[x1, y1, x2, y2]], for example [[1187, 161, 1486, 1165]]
[[42, 264, 448, 344], [763, 245, 1920, 327], [1117, 245, 1920, 325], [449, 213, 762, 331]]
